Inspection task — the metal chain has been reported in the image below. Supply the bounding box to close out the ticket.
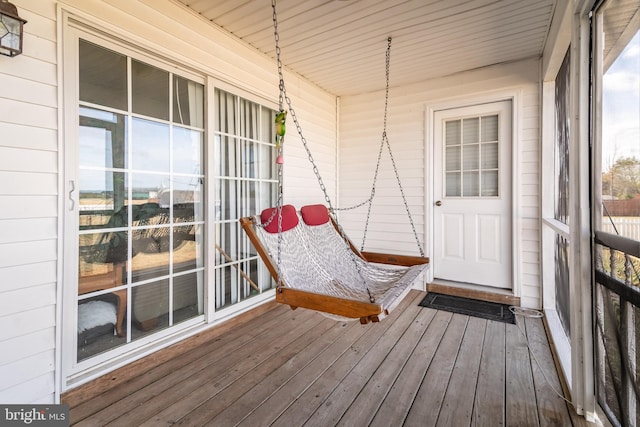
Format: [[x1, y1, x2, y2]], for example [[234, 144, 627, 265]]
[[361, 37, 392, 251], [359, 37, 424, 257], [271, 0, 374, 302], [384, 133, 425, 257], [272, 2, 285, 287]]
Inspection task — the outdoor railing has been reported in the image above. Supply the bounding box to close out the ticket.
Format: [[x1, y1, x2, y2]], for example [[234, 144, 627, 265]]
[[594, 230, 640, 427]]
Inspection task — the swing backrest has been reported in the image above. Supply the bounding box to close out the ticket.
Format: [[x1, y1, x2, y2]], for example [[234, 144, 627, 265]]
[[256, 205, 365, 296]]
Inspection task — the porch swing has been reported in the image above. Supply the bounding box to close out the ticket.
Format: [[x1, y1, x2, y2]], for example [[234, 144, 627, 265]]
[[239, 0, 429, 324]]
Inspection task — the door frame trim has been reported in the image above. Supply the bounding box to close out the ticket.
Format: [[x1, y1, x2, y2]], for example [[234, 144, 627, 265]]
[[425, 89, 522, 299]]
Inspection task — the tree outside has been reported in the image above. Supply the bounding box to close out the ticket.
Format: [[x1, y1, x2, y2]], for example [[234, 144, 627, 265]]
[[602, 156, 640, 201]]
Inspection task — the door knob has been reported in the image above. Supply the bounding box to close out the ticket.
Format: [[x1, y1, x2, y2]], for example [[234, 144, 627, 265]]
[[435, 200, 442, 206]]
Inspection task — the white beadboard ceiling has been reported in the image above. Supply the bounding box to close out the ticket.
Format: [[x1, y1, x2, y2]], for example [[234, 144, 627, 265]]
[[175, 0, 557, 96]]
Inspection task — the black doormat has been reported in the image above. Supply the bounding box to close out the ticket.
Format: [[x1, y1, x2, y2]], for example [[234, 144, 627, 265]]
[[419, 292, 516, 324]]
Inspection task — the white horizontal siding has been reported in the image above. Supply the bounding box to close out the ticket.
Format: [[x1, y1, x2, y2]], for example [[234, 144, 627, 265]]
[[519, 83, 542, 308], [0, 195, 58, 219], [0, 350, 56, 399], [0, 330, 55, 366], [0, 74, 57, 107], [0, 306, 56, 342], [0, 283, 56, 318], [0, 55, 56, 86], [0, 147, 57, 173], [0, 123, 58, 151], [0, 374, 55, 405], [0, 0, 59, 405], [0, 261, 57, 293], [0, 171, 58, 195], [0, 218, 58, 244], [279, 85, 337, 208], [0, 98, 57, 129], [339, 58, 541, 307]]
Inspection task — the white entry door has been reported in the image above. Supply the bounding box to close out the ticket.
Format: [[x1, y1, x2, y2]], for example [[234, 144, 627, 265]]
[[433, 101, 512, 289]]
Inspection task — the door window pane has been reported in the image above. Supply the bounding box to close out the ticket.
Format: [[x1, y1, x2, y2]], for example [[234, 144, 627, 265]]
[[446, 172, 461, 197], [446, 146, 461, 171], [132, 118, 170, 172], [173, 127, 203, 175], [481, 115, 498, 141], [463, 171, 479, 196], [79, 41, 127, 110], [132, 60, 169, 120], [79, 108, 126, 169], [446, 120, 461, 145], [132, 280, 169, 336], [463, 145, 479, 170], [481, 143, 499, 169], [173, 76, 204, 128], [463, 118, 479, 144], [544, 49, 572, 354], [444, 115, 500, 198], [481, 171, 499, 197]]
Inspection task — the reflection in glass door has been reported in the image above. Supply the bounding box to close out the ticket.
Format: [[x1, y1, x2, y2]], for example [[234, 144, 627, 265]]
[[76, 40, 205, 361]]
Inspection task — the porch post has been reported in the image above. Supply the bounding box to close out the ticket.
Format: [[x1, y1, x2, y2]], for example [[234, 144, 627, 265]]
[[568, 1, 596, 420]]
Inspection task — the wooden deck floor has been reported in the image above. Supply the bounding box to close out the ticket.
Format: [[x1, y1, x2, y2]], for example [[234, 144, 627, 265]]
[[65, 290, 594, 426]]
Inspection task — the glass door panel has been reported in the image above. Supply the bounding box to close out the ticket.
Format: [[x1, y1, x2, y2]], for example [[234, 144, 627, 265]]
[[76, 40, 205, 362], [212, 89, 277, 311]]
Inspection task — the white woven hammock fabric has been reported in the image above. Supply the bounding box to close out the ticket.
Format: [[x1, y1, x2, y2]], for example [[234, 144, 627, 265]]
[[253, 213, 428, 315]]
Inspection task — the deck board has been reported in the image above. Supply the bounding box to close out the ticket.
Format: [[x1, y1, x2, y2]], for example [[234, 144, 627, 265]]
[[335, 306, 438, 426], [207, 318, 358, 426], [72, 303, 293, 425], [151, 313, 330, 426], [525, 316, 574, 426], [98, 308, 310, 426], [301, 291, 426, 426], [235, 314, 371, 426], [473, 319, 507, 427], [505, 316, 540, 426], [403, 313, 469, 426], [269, 291, 421, 427], [369, 309, 452, 426], [65, 290, 596, 427], [436, 316, 487, 426]]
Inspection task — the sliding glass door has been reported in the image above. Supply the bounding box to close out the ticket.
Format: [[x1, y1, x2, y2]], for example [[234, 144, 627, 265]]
[[76, 40, 205, 361]]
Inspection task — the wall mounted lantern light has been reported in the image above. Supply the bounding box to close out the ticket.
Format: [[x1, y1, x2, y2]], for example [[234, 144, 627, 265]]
[[0, 0, 27, 57]]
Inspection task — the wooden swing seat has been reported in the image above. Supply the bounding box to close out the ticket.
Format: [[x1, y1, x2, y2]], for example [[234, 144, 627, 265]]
[[239, 204, 429, 324]]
